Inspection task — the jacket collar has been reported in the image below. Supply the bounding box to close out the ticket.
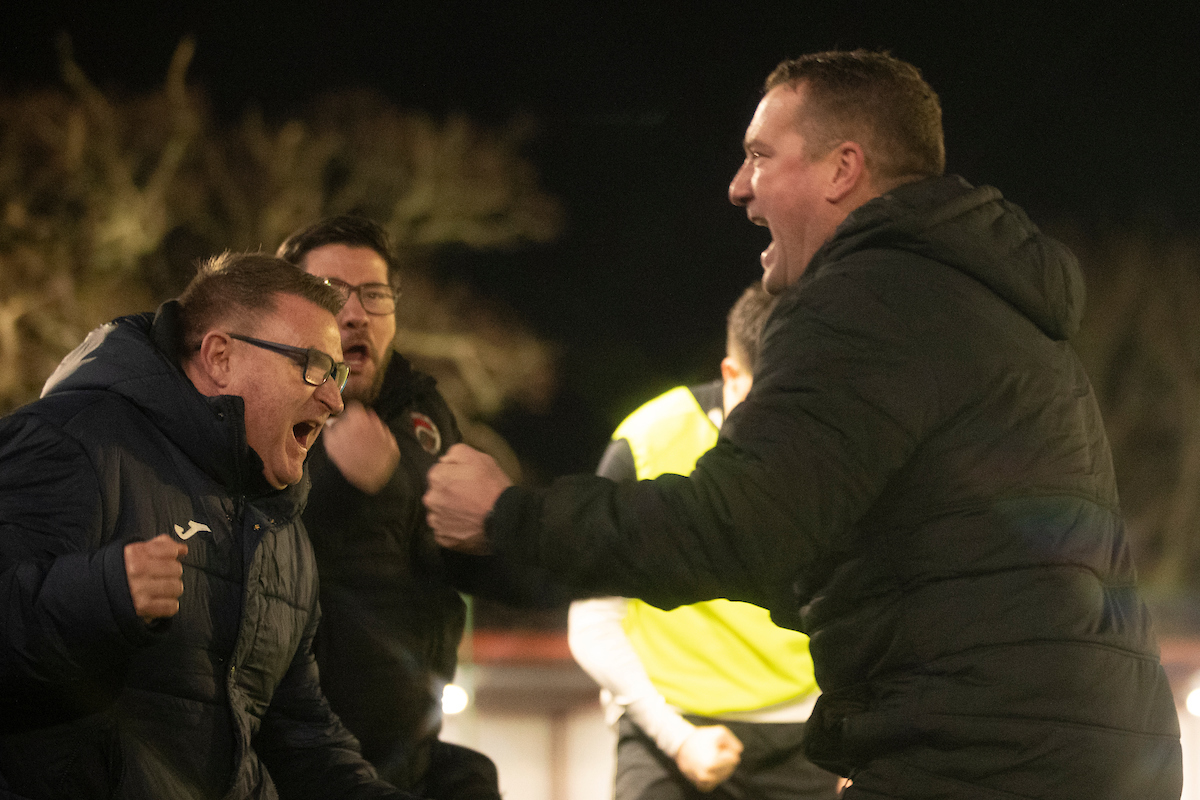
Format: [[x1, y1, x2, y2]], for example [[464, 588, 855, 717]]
[[42, 302, 306, 510], [805, 175, 1084, 341]]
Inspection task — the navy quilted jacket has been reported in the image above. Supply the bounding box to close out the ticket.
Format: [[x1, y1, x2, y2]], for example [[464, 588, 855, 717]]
[[0, 304, 411, 800]]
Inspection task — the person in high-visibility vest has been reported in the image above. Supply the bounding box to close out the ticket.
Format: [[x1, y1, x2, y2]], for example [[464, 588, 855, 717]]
[[569, 282, 842, 800]]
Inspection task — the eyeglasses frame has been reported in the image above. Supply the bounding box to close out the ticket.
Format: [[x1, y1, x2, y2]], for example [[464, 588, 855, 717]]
[[227, 333, 350, 392], [321, 277, 399, 316]]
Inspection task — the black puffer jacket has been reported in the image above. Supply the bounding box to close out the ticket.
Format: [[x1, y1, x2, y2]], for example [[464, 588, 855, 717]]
[[304, 354, 466, 780], [0, 305, 409, 800], [305, 353, 566, 792], [487, 176, 1183, 798]]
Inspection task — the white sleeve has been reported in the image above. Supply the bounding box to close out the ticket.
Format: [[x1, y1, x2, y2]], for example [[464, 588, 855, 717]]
[[567, 596, 696, 757]]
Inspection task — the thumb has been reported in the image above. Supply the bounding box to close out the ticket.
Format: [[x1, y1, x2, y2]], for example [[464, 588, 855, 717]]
[[149, 532, 189, 559]]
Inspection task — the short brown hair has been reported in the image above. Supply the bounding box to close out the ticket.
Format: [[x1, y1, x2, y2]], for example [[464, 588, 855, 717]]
[[276, 215, 400, 283], [176, 252, 345, 358], [765, 50, 945, 184], [726, 282, 779, 375]]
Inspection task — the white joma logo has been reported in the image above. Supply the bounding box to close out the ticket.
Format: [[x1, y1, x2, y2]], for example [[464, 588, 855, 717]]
[[173, 520, 211, 540]]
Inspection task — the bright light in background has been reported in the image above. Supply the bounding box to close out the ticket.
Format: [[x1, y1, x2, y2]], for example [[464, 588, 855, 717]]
[[1188, 687, 1200, 718], [1188, 669, 1200, 718], [442, 683, 470, 715]]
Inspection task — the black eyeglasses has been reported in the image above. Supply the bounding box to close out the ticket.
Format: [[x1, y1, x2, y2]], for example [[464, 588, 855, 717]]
[[322, 277, 398, 316], [228, 334, 350, 392]]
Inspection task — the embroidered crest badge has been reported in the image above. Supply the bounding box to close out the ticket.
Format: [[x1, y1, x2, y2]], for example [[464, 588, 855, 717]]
[[410, 412, 442, 455]]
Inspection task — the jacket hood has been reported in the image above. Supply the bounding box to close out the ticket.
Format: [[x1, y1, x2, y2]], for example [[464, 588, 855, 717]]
[[41, 301, 294, 501], [811, 175, 1085, 340]]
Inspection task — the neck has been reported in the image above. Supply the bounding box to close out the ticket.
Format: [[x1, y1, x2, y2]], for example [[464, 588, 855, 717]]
[[871, 172, 930, 197], [182, 358, 219, 397]]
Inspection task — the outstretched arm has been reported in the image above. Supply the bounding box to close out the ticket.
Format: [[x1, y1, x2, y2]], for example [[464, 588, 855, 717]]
[[431, 271, 932, 620]]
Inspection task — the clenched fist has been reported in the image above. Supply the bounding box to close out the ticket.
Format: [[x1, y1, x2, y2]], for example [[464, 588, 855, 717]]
[[676, 724, 743, 792], [424, 444, 512, 554], [124, 533, 188, 624], [322, 401, 400, 495]]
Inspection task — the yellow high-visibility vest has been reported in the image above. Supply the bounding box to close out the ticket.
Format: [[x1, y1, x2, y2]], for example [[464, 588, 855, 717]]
[[613, 386, 818, 716]]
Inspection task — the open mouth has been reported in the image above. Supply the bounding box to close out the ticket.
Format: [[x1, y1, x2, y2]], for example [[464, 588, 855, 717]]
[[293, 421, 319, 449], [761, 239, 777, 266], [343, 343, 370, 370]]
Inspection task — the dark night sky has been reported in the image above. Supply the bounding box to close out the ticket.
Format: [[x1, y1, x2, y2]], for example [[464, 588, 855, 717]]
[[4, 2, 1199, 478]]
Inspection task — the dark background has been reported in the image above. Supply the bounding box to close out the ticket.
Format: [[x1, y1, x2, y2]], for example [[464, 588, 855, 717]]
[[4, 1, 1199, 480]]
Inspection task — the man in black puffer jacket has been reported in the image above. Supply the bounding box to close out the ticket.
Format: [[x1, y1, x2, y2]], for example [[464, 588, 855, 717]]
[[0, 253, 419, 800], [424, 51, 1183, 798], [277, 216, 505, 799]]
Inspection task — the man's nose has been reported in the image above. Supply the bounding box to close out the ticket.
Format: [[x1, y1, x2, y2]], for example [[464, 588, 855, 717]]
[[317, 379, 345, 414], [729, 162, 751, 206], [339, 291, 369, 324]]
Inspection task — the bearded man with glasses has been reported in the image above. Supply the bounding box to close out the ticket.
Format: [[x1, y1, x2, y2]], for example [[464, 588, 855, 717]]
[[278, 216, 531, 800], [0, 252, 422, 799]]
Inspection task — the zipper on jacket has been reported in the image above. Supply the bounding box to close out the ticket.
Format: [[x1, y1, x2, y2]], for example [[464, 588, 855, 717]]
[[227, 494, 247, 683]]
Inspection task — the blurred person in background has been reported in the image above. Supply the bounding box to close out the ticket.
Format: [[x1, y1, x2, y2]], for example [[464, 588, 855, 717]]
[[570, 282, 842, 799], [281, 215, 552, 800]]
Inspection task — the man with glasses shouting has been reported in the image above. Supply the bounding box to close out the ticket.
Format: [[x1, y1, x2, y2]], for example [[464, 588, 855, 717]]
[[278, 216, 504, 800], [0, 253, 422, 799]]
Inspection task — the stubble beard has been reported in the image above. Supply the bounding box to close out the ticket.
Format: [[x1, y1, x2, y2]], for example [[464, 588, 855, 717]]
[[350, 347, 394, 406]]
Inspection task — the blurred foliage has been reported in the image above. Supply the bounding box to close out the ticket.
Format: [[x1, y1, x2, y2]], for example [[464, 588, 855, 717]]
[[1065, 226, 1200, 594], [3, 38, 1199, 598], [0, 37, 563, 479]]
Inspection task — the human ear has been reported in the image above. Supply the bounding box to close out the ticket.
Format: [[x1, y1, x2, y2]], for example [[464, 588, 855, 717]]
[[721, 356, 753, 417], [191, 331, 235, 391], [721, 356, 742, 385], [825, 141, 866, 203]]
